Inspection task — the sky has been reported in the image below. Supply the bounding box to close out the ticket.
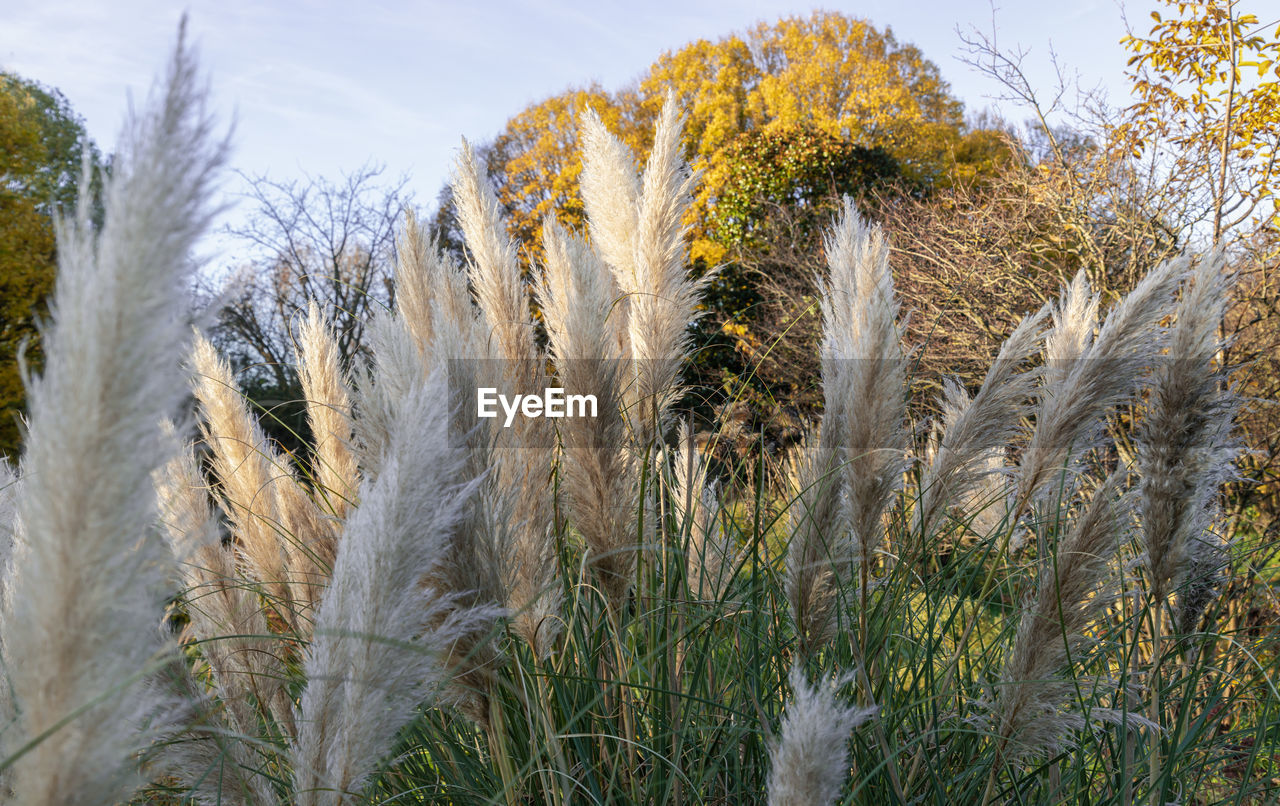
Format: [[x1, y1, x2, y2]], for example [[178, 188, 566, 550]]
[[1, 0, 1163, 260]]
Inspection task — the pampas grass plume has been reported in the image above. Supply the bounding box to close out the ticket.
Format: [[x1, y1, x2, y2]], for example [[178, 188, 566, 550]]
[[990, 474, 1142, 762], [1017, 256, 1187, 508], [297, 301, 359, 518], [1137, 251, 1237, 605], [0, 25, 226, 803], [818, 198, 907, 586], [291, 373, 499, 804], [767, 666, 875, 806], [914, 309, 1047, 539]]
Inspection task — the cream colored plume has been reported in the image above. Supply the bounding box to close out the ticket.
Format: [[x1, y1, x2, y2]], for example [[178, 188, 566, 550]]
[[767, 666, 875, 806], [190, 333, 334, 633], [0, 26, 226, 804], [818, 199, 907, 588], [297, 301, 359, 518], [450, 141, 559, 656], [291, 375, 499, 805]]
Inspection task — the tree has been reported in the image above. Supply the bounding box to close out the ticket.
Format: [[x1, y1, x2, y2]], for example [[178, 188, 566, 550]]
[[0, 73, 104, 459], [475, 11, 996, 270], [634, 11, 968, 182], [689, 125, 903, 437], [1120, 0, 1280, 243], [209, 165, 410, 452]]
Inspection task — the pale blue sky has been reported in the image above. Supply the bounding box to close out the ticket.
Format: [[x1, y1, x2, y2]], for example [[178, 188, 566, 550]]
[[1, 0, 1161, 255]]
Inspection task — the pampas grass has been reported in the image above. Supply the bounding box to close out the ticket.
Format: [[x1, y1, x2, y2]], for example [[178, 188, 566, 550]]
[[450, 141, 559, 657], [0, 460, 16, 587], [578, 107, 641, 295], [787, 199, 908, 656], [0, 25, 225, 803], [579, 96, 706, 447], [191, 333, 325, 632], [767, 667, 876, 806], [1133, 251, 1238, 806], [1016, 257, 1187, 509], [785, 426, 849, 652], [672, 423, 736, 601], [914, 309, 1047, 540], [1, 44, 1263, 806], [627, 97, 707, 439], [291, 374, 498, 805], [537, 218, 636, 605], [297, 301, 359, 518], [818, 200, 907, 598], [153, 436, 289, 804], [155, 435, 286, 733], [987, 474, 1139, 768], [1137, 251, 1237, 609]]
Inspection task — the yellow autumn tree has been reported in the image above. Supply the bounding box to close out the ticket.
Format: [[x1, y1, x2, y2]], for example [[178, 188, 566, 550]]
[[1119, 0, 1280, 242], [637, 11, 966, 179], [477, 11, 980, 269], [1, 74, 99, 459]]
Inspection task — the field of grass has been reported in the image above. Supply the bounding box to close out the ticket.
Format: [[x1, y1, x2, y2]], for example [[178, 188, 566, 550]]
[[0, 28, 1277, 806]]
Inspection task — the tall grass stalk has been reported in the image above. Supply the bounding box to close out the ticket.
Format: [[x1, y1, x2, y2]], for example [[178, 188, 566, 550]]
[[451, 141, 559, 658], [816, 201, 907, 652], [291, 375, 499, 805], [1135, 250, 1238, 806], [296, 301, 359, 518], [0, 25, 225, 803]]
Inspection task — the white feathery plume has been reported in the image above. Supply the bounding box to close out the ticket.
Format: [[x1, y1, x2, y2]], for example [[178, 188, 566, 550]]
[[350, 310, 424, 481], [153, 437, 287, 805], [914, 309, 1047, 539], [450, 141, 559, 656], [450, 139, 534, 365], [191, 333, 332, 633], [767, 666, 875, 806], [349, 309, 504, 724], [391, 215, 488, 498], [538, 216, 627, 365], [392, 209, 442, 353], [961, 448, 1016, 544], [0, 459, 17, 597], [297, 302, 359, 518], [394, 210, 478, 362], [1016, 256, 1189, 509], [1043, 270, 1099, 392], [989, 474, 1150, 763], [291, 374, 499, 805], [154, 433, 292, 736], [0, 26, 226, 803], [537, 219, 636, 604], [1135, 251, 1237, 608], [578, 106, 642, 296], [785, 426, 849, 652], [818, 198, 907, 588], [626, 95, 707, 441], [0, 459, 18, 731]]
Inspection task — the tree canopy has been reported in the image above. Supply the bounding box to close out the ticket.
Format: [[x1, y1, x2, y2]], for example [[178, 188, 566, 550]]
[[477, 11, 999, 270], [0, 73, 104, 459]]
